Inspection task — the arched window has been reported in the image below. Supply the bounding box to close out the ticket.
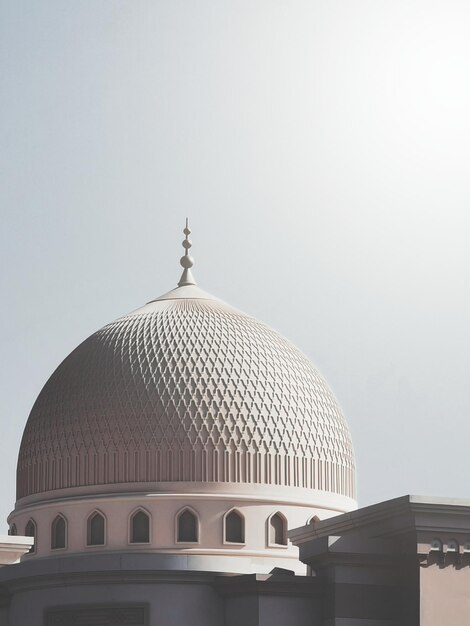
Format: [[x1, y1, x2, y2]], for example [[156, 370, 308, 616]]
[[25, 519, 36, 554], [8, 524, 17, 536], [130, 510, 150, 544], [87, 511, 105, 546], [447, 539, 459, 553], [269, 512, 287, 546], [51, 515, 66, 550], [177, 508, 198, 543], [430, 538, 443, 552], [225, 510, 244, 544]]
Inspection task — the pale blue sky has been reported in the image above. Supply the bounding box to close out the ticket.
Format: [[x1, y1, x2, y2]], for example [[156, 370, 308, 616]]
[[1, 0, 470, 528]]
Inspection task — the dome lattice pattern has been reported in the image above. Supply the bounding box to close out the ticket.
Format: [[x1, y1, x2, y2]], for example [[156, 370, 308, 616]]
[[17, 295, 355, 500]]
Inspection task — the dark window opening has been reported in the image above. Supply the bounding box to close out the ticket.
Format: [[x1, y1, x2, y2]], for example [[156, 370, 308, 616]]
[[225, 510, 244, 543], [269, 513, 287, 545], [25, 520, 36, 554], [51, 515, 66, 550], [131, 510, 150, 543], [177, 509, 198, 542], [87, 512, 105, 546]]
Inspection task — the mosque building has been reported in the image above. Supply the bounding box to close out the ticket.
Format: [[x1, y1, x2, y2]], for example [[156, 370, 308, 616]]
[[0, 224, 469, 625]]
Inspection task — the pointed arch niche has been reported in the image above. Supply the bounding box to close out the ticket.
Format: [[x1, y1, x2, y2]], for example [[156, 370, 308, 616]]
[[25, 519, 36, 554], [267, 512, 288, 547], [176, 507, 199, 544], [51, 514, 67, 550], [223, 509, 245, 545], [129, 508, 150, 544], [87, 510, 106, 546]]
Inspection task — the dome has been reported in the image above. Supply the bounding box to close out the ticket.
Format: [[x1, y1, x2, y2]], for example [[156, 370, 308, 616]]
[[16, 234, 355, 504]]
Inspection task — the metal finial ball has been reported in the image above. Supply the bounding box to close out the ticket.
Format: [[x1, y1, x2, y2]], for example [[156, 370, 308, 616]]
[[180, 254, 194, 269], [182, 238, 192, 249], [183, 227, 191, 236]]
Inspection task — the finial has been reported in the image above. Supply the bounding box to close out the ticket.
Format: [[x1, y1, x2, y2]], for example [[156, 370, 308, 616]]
[[178, 218, 196, 287]]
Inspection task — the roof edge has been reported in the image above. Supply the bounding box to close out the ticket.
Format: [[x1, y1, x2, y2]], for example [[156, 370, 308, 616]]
[[289, 494, 470, 545]]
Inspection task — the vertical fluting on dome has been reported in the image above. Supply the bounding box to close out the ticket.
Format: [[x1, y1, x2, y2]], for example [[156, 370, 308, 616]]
[[178, 219, 196, 287]]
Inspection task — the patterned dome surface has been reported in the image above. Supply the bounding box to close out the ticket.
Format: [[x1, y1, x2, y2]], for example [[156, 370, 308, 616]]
[[17, 284, 356, 500]]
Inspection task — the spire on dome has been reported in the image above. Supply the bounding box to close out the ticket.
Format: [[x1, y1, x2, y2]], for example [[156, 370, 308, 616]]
[[178, 219, 196, 287]]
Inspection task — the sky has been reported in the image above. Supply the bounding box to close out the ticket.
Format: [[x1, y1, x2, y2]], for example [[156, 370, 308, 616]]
[[1, 0, 470, 530]]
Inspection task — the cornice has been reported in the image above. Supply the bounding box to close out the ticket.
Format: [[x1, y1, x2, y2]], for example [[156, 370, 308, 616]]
[[289, 495, 470, 546]]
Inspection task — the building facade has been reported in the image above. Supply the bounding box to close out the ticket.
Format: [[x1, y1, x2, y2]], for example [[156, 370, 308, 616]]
[[0, 227, 467, 625]]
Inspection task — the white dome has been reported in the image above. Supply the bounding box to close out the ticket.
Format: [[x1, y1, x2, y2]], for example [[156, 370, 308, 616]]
[[12, 229, 357, 573], [17, 281, 355, 503]]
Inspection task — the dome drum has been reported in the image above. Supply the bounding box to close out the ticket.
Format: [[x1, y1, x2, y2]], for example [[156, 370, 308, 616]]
[[8, 488, 350, 574]]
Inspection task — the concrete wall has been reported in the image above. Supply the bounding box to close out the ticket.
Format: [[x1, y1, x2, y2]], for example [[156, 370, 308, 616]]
[[0, 554, 323, 626], [1, 585, 324, 626], [224, 592, 321, 626], [259, 595, 319, 626], [420, 559, 470, 626], [7, 582, 224, 626]]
